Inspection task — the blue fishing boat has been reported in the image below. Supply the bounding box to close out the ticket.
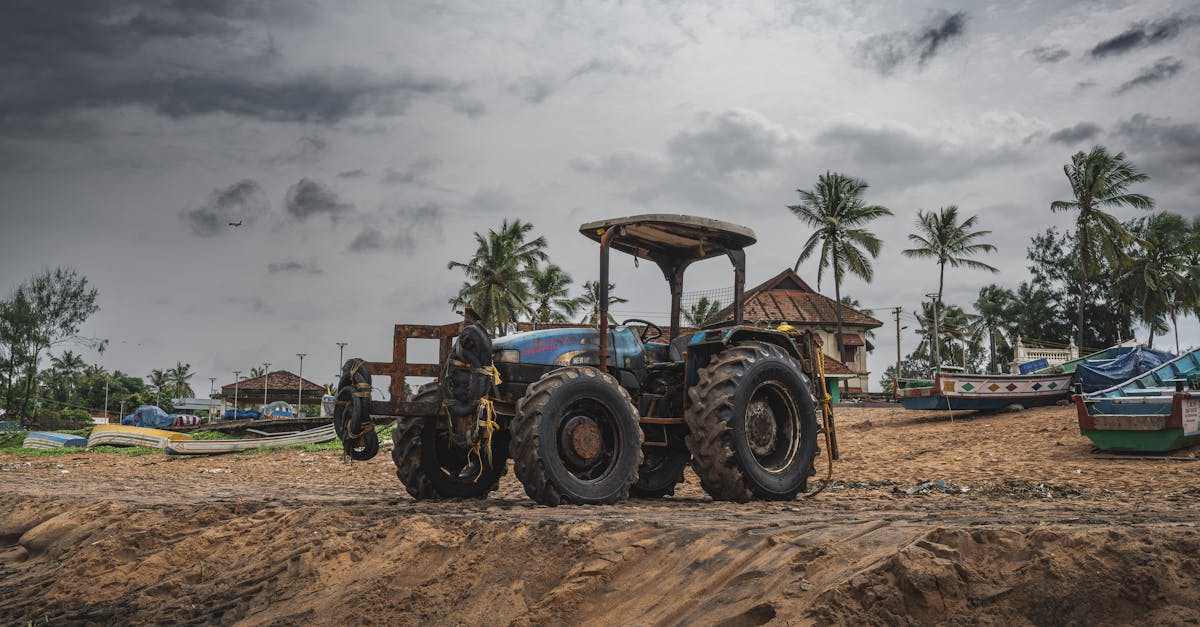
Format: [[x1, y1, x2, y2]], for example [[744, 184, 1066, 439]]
[[1074, 349, 1200, 452], [23, 431, 88, 450]]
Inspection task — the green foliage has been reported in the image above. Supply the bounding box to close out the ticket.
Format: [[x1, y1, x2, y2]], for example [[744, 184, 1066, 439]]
[[683, 296, 723, 327], [529, 264, 581, 324], [577, 281, 628, 325], [448, 219, 549, 336], [789, 171, 892, 355]]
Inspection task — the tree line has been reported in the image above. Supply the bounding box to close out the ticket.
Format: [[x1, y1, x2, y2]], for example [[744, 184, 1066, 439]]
[[0, 268, 196, 425]]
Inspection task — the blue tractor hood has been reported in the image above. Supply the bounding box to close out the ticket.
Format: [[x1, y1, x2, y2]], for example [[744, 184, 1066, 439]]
[[492, 326, 643, 367]]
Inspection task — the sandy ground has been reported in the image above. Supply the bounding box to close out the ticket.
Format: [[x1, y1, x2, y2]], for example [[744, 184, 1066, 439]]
[[3, 404, 1200, 625]]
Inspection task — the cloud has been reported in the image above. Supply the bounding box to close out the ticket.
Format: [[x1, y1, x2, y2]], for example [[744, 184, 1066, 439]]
[[284, 178, 353, 221], [1090, 16, 1197, 58], [381, 157, 442, 185], [1047, 122, 1102, 145], [266, 135, 328, 165], [346, 203, 444, 253], [336, 169, 367, 179], [666, 110, 794, 177], [858, 11, 967, 75], [1114, 113, 1200, 169], [181, 179, 269, 236], [1115, 57, 1183, 94], [1029, 46, 1069, 64], [0, 3, 473, 136], [267, 260, 323, 275]]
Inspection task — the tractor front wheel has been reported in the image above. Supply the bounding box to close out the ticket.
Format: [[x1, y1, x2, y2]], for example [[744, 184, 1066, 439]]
[[392, 388, 508, 499], [511, 367, 643, 506], [685, 342, 818, 502]]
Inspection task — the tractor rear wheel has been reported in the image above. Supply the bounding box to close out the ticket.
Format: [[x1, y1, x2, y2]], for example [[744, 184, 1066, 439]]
[[685, 342, 818, 502], [511, 367, 643, 506], [392, 388, 507, 499]]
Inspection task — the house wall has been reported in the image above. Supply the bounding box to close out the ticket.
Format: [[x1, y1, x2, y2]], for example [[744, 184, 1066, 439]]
[[807, 326, 872, 392]]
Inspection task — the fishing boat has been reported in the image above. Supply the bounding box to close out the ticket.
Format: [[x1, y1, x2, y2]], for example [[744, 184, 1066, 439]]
[[23, 431, 88, 450], [164, 424, 336, 455], [88, 424, 193, 449], [897, 343, 1137, 412], [1073, 349, 1200, 452]]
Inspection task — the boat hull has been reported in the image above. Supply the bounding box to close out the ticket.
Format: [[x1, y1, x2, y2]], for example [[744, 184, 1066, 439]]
[[897, 372, 1074, 412], [1075, 350, 1200, 452]]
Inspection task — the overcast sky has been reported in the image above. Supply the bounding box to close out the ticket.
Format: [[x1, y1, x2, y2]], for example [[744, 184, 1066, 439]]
[[2, 0, 1198, 398]]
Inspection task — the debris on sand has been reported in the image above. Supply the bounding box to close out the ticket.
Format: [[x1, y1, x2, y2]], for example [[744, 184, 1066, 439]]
[[897, 479, 970, 495]]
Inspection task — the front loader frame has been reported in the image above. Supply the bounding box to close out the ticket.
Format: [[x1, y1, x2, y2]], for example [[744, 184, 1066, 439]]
[[364, 322, 463, 417]]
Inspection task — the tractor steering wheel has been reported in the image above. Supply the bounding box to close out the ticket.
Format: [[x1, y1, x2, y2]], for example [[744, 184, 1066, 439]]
[[621, 318, 663, 343]]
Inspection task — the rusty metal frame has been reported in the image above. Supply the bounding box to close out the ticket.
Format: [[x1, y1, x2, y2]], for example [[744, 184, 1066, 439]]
[[365, 321, 462, 416]]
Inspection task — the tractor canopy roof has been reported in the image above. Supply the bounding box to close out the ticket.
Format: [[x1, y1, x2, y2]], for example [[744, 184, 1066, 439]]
[[579, 214, 756, 265]]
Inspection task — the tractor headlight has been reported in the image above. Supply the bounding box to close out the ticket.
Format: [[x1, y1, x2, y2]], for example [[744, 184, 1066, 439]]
[[495, 349, 521, 363], [570, 354, 599, 366]]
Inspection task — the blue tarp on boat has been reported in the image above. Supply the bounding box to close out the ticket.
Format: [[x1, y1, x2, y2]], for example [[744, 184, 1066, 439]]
[[223, 409, 261, 420], [121, 405, 173, 428], [1077, 348, 1177, 393]]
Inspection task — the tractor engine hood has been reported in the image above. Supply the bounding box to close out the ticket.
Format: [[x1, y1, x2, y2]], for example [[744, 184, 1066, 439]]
[[492, 327, 642, 368]]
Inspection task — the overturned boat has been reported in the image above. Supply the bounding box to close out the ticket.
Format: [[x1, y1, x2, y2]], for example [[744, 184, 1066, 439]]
[[1074, 349, 1200, 452], [164, 424, 336, 455]]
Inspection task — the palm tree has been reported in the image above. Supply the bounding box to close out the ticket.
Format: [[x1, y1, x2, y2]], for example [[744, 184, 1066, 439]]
[[168, 361, 195, 398], [529, 264, 580, 325], [684, 297, 723, 327], [788, 172, 892, 358], [974, 285, 1015, 373], [1051, 146, 1155, 347], [448, 219, 548, 336], [148, 368, 170, 407], [1122, 213, 1190, 348], [902, 206, 998, 367], [578, 281, 627, 325]]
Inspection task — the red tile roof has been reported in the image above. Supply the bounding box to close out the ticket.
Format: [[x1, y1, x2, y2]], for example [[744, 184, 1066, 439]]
[[711, 268, 883, 329], [820, 353, 856, 377], [221, 371, 325, 396]]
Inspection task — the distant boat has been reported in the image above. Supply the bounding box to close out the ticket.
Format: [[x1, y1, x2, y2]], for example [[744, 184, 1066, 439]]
[[88, 424, 193, 449], [897, 343, 1134, 412], [165, 425, 336, 455], [23, 431, 88, 450], [1074, 349, 1200, 452]]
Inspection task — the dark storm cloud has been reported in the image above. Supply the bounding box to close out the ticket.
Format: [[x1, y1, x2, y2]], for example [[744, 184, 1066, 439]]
[[1090, 16, 1197, 58], [337, 169, 368, 179], [1029, 46, 1069, 64], [0, 2, 471, 136], [381, 157, 442, 185], [266, 136, 328, 165], [345, 203, 443, 253], [181, 179, 269, 236], [1115, 57, 1183, 94], [1048, 122, 1102, 145], [284, 178, 353, 221], [1115, 114, 1200, 167], [858, 11, 967, 75], [666, 110, 792, 176], [267, 260, 323, 275]]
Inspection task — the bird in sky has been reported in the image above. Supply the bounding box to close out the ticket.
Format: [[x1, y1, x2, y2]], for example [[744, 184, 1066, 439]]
[[228, 221, 243, 227]]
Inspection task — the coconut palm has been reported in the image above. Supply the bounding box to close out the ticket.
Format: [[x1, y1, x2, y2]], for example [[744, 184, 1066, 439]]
[[148, 368, 170, 407], [448, 219, 548, 336], [1122, 213, 1190, 348], [168, 361, 195, 399], [529, 264, 580, 325], [684, 297, 723, 327], [578, 281, 627, 325], [1051, 146, 1155, 347], [902, 206, 998, 367], [789, 172, 892, 357], [974, 285, 1015, 373]]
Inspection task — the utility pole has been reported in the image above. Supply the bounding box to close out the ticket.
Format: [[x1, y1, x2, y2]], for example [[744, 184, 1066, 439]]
[[296, 353, 306, 412], [262, 362, 271, 406], [208, 377, 216, 421], [233, 370, 241, 418], [893, 307, 902, 400], [336, 342, 348, 370], [926, 293, 940, 373], [104, 376, 110, 422]]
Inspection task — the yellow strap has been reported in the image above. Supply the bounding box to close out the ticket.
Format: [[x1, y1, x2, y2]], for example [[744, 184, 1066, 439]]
[[806, 350, 836, 498], [466, 396, 501, 481]]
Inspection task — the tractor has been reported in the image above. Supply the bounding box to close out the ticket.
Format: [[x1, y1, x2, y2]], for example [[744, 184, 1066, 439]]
[[334, 214, 835, 505]]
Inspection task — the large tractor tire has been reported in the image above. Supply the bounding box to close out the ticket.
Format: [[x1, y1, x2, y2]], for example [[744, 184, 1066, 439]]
[[511, 367, 643, 506], [335, 358, 379, 461], [685, 342, 819, 502], [392, 387, 508, 499], [630, 451, 689, 498]]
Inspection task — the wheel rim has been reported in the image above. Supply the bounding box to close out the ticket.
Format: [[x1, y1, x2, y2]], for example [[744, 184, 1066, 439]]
[[742, 381, 799, 472], [554, 397, 620, 482]]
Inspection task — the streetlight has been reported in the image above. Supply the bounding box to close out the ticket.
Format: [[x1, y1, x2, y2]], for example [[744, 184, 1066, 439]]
[[233, 370, 242, 419], [104, 375, 110, 422], [262, 362, 271, 406], [296, 353, 306, 412], [336, 342, 348, 371], [208, 377, 216, 421], [926, 293, 940, 373]]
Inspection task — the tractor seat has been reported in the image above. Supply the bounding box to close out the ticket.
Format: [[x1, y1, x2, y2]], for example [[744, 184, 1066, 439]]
[[669, 332, 696, 362]]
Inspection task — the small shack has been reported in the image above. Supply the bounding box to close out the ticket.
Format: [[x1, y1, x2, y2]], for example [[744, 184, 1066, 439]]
[[216, 371, 326, 416]]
